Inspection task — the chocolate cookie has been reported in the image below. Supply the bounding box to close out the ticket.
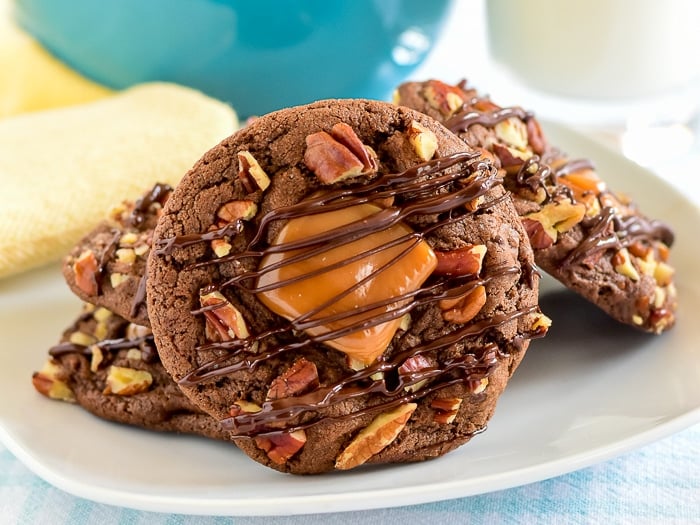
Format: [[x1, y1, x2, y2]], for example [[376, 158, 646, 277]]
[[32, 303, 228, 440], [395, 80, 677, 334], [62, 183, 172, 327], [147, 99, 545, 474]]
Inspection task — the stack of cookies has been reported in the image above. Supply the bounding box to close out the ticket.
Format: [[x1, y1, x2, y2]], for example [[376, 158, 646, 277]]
[[32, 89, 676, 475]]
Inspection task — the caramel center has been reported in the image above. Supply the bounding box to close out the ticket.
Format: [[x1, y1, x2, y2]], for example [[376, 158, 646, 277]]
[[257, 203, 437, 365]]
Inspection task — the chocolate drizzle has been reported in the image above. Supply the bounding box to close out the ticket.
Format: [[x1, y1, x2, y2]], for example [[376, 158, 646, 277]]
[[158, 152, 540, 438], [127, 183, 172, 229], [561, 204, 675, 267], [49, 327, 157, 363], [439, 96, 674, 265], [125, 183, 172, 318], [445, 106, 533, 133]]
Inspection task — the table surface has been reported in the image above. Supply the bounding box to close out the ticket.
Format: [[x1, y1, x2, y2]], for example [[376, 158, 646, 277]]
[[2, 1, 700, 523]]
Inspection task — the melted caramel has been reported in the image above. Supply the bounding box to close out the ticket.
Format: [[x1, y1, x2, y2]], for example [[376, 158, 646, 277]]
[[257, 203, 437, 365]]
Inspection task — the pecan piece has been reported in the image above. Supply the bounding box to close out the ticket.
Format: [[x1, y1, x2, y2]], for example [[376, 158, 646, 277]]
[[335, 403, 417, 470], [32, 360, 75, 402], [407, 120, 438, 161], [73, 249, 99, 296], [256, 430, 307, 465], [440, 285, 487, 324], [238, 151, 271, 193], [304, 123, 377, 184], [494, 117, 529, 151], [433, 244, 486, 276], [217, 199, 258, 222], [492, 142, 530, 173], [103, 365, 153, 395], [200, 291, 250, 340], [526, 117, 547, 155], [522, 199, 586, 247], [423, 80, 465, 116], [612, 248, 640, 281], [267, 358, 319, 400], [230, 400, 307, 464], [211, 200, 258, 257], [522, 218, 554, 249], [431, 397, 462, 424], [398, 354, 432, 393]]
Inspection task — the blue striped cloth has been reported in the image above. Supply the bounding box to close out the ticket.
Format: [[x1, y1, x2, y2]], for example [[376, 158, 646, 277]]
[[2, 423, 698, 524]]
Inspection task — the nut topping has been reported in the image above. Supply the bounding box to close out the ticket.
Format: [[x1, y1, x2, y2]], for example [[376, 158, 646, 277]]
[[612, 248, 640, 281], [237, 150, 271, 193], [230, 400, 307, 464], [433, 244, 486, 276], [266, 358, 319, 400], [335, 403, 417, 470], [211, 200, 258, 258], [430, 397, 462, 424], [103, 365, 153, 395], [439, 285, 487, 324], [73, 250, 99, 296], [423, 80, 465, 116], [32, 360, 75, 402], [217, 200, 258, 223], [304, 123, 377, 184], [522, 199, 586, 247], [200, 291, 250, 340], [494, 117, 529, 151], [398, 354, 432, 393], [408, 120, 438, 161], [526, 117, 547, 155], [255, 430, 307, 465]]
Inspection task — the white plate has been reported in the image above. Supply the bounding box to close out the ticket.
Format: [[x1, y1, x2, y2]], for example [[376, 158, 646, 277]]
[[1, 123, 699, 517]]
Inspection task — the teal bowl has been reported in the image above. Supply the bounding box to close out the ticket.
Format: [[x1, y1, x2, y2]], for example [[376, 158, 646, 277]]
[[13, 0, 452, 117]]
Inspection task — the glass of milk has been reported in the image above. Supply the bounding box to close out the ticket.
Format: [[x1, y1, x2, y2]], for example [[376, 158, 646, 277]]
[[485, 0, 700, 164]]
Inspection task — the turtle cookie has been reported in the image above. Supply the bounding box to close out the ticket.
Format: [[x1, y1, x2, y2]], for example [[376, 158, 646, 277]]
[[32, 303, 229, 441], [147, 99, 546, 474], [395, 79, 677, 334], [62, 183, 172, 327]]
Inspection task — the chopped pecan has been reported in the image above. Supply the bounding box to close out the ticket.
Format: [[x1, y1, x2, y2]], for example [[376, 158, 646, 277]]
[[267, 358, 319, 400], [526, 117, 547, 155], [230, 400, 307, 464], [612, 248, 640, 281], [73, 250, 99, 296], [103, 366, 152, 395], [492, 142, 531, 173], [654, 261, 674, 287], [211, 200, 258, 257], [32, 360, 75, 402], [335, 403, 417, 470], [200, 291, 250, 340], [522, 199, 586, 247], [398, 354, 432, 393], [440, 285, 487, 324], [494, 117, 528, 151], [433, 245, 486, 276], [217, 200, 258, 223], [238, 151, 271, 193], [423, 80, 465, 115], [304, 123, 377, 184], [255, 430, 307, 465], [522, 218, 554, 249], [431, 397, 462, 424], [407, 120, 438, 161]]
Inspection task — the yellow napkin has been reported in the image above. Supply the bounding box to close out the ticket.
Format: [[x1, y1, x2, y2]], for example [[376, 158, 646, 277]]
[[0, 11, 113, 117], [0, 83, 238, 279]]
